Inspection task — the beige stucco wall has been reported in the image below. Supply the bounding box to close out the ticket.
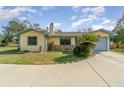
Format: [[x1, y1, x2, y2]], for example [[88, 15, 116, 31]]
[[20, 31, 45, 52], [47, 36, 60, 45], [47, 36, 76, 45]]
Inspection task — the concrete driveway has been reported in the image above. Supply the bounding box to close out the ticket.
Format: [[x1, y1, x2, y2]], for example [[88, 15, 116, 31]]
[[0, 52, 124, 87]]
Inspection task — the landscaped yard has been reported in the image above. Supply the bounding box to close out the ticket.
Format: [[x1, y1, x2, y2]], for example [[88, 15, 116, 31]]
[[0, 47, 83, 64], [111, 49, 124, 54]]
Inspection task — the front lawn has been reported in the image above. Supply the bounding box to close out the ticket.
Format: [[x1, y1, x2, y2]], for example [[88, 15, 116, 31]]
[[0, 47, 83, 64], [111, 49, 124, 55]]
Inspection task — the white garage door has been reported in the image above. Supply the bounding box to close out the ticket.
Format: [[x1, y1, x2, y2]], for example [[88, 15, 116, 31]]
[[94, 37, 107, 51]]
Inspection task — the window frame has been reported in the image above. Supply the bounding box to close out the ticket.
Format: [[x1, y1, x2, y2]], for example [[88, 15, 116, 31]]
[[60, 36, 71, 45], [28, 36, 37, 46]]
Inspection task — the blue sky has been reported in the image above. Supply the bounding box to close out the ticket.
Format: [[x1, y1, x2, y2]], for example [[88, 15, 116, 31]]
[[0, 6, 124, 33]]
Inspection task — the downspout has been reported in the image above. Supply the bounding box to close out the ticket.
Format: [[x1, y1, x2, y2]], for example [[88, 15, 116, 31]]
[[107, 36, 110, 51], [42, 34, 45, 52]]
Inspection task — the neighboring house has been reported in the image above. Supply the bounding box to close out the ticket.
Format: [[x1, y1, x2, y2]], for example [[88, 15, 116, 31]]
[[19, 23, 110, 52]]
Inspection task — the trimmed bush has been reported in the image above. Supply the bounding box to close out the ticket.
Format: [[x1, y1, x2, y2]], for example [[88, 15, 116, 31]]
[[73, 42, 96, 58], [80, 42, 95, 58], [73, 46, 82, 57]]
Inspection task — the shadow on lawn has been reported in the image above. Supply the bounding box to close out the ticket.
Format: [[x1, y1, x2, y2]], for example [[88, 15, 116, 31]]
[[53, 54, 84, 64], [0, 49, 18, 55]]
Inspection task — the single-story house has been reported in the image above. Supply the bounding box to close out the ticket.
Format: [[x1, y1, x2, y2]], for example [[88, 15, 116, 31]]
[[19, 23, 110, 52]]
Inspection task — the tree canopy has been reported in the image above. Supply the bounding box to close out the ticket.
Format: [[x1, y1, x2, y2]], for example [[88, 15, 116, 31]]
[[112, 14, 124, 44], [2, 18, 42, 45], [79, 33, 98, 43], [3, 19, 29, 39], [0, 34, 3, 44]]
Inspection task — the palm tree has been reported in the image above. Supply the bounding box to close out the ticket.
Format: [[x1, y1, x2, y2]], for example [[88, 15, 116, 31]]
[[79, 33, 99, 57]]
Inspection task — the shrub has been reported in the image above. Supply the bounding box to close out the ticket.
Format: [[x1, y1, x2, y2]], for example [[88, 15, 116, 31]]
[[80, 42, 96, 49], [18, 47, 20, 51], [80, 42, 95, 58], [0, 44, 5, 47], [73, 44, 93, 58], [73, 46, 82, 57], [73, 33, 98, 58], [0, 39, 6, 46], [48, 42, 54, 51]]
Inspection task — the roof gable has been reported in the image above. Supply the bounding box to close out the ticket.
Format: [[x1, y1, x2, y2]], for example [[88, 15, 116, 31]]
[[19, 29, 47, 35], [92, 29, 109, 34]]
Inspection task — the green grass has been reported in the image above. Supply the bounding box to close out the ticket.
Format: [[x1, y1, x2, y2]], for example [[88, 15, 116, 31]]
[[111, 49, 124, 54], [0, 47, 84, 64]]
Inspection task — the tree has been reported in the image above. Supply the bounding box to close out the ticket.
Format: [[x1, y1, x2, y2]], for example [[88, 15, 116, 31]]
[[80, 33, 99, 57], [2, 30, 13, 45], [112, 14, 124, 44], [2, 18, 42, 46], [2, 19, 42, 44], [2, 19, 29, 45], [33, 23, 42, 31], [0, 33, 4, 44], [23, 21, 42, 31], [79, 33, 98, 43]]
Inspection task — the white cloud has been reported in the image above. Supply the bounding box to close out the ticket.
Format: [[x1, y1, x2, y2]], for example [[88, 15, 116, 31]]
[[72, 6, 82, 12], [0, 7, 37, 21], [82, 6, 104, 13], [91, 25, 103, 30], [0, 6, 4, 9], [71, 14, 97, 29], [39, 12, 43, 16], [71, 6, 105, 29], [54, 23, 62, 28], [91, 6, 105, 16], [20, 17, 27, 21], [72, 6, 105, 16], [10, 7, 37, 13], [41, 6, 55, 11], [91, 19, 116, 30], [72, 18, 90, 28], [72, 6, 81, 9], [82, 7, 91, 13], [82, 6, 105, 16], [27, 13, 31, 17], [70, 16, 76, 21], [102, 19, 111, 25]]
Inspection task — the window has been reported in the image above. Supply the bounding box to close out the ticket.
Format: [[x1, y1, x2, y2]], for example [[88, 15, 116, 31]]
[[28, 36, 37, 45], [60, 37, 71, 45]]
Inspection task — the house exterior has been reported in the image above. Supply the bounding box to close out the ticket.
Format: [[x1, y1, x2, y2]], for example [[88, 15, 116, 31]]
[[19, 23, 110, 52]]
